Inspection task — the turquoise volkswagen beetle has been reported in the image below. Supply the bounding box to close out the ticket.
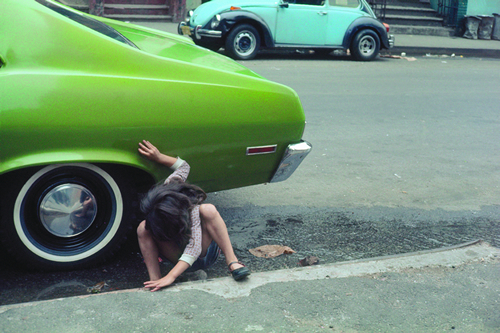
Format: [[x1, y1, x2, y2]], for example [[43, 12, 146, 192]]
[[0, 0, 311, 270], [179, 0, 394, 60]]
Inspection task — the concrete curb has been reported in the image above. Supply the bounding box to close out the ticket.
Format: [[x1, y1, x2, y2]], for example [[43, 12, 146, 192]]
[[387, 46, 500, 58], [164, 240, 499, 299]]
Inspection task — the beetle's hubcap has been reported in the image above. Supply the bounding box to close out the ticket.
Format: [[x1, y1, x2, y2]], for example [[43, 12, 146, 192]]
[[39, 184, 98, 237], [359, 35, 376, 55], [234, 31, 256, 56]]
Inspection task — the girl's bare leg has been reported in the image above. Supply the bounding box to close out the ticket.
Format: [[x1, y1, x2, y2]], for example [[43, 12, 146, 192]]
[[199, 204, 245, 270], [137, 221, 182, 280], [137, 220, 162, 280]]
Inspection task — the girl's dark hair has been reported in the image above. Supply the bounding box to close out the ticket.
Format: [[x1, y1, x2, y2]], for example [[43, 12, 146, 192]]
[[140, 179, 206, 247]]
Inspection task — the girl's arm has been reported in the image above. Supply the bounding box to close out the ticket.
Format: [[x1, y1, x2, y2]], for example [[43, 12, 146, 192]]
[[138, 140, 178, 167], [178, 206, 202, 264], [143, 261, 190, 292], [138, 140, 190, 182]]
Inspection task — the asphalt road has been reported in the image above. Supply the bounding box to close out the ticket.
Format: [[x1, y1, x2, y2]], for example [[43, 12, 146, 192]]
[[215, 55, 500, 212], [1, 56, 499, 306]]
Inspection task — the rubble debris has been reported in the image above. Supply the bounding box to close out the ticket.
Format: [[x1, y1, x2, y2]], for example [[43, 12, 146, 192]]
[[87, 281, 107, 294], [298, 256, 319, 266], [249, 245, 296, 258], [185, 269, 208, 281], [380, 54, 417, 61]]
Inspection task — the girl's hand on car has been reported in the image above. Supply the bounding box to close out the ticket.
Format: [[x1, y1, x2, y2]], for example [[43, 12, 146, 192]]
[[138, 140, 179, 167], [138, 140, 163, 163]]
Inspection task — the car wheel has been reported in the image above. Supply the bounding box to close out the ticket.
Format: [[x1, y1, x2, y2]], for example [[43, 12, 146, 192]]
[[350, 29, 380, 61], [0, 164, 134, 270], [225, 24, 260, 60]]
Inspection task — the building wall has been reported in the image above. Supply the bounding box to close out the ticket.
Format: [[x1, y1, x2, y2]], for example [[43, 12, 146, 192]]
[[466, 0, 500, 15], [430, 0, 500, 15], [186, 0, 202, 11]]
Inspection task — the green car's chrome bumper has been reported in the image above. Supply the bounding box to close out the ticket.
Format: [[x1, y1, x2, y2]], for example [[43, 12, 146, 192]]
[[270, 140, 312, 183]]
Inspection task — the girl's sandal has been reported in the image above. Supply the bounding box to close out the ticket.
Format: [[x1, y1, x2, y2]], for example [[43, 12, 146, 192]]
[[228, 261, 251, 281]]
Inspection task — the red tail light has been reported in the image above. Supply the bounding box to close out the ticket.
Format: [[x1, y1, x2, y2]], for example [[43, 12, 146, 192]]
[[383, 22, 390, 33], [246, 145, 277, 155]]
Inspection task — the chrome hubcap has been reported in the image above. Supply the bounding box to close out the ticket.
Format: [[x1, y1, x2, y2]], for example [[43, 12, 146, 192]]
[[359, 35, 376, 56], [234, 31, 256, 56], [39, 184, 97, 237]]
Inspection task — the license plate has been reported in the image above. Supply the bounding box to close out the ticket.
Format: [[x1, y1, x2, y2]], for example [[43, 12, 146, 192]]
[[181, 25, 191, 36]]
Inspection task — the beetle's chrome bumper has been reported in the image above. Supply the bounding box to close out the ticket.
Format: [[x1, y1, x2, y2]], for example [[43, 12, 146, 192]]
[[388, 34, 395, 48], [270, 140, 312, 183], [178, 22, 222, 39], [178, 21, 189, 35]]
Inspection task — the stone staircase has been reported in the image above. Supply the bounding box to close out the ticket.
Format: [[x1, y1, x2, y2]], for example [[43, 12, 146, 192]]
[[102, 0, 172, 21], [382, 0, 456, 36]]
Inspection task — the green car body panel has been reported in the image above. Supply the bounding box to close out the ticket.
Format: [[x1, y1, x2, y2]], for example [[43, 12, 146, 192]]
[[0, 0, 310, 269]]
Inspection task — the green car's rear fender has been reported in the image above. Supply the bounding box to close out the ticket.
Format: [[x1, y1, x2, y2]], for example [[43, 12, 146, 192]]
[[1, 71, 305, 191]]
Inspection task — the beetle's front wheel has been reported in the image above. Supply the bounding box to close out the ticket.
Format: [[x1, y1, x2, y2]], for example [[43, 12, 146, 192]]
[[0, 164, 133, 270], [225, 24, 260, 60]]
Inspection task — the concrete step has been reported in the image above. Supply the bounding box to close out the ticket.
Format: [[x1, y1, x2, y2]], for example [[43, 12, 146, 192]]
[[376, 0, 457, 36], [66, 4, 89, 12], [383, 0, 431, 8], [390, 24, 455, 37], [104, 4, 169, 9], [384, 14, 444, 26], [103, 1, 170, 19], [385, 5, 437, 17], [105, 0, 167, 4], [105, 10, 170, 16], [104, 4, 169, 16], [104, 14, 172, 20]]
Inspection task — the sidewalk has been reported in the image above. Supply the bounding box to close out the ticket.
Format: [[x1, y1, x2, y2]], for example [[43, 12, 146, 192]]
[[131, 21, 500, 59], [1, 241, 499, 332], [389, 34, 500, 58]]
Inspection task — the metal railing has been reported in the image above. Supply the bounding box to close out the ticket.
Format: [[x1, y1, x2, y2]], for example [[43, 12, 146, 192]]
[[367, 0, 387, 20], [437, 0, 459, 27]]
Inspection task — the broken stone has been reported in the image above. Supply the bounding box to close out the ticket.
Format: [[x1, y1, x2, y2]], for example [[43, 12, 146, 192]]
[[298, 256, 319, 266]]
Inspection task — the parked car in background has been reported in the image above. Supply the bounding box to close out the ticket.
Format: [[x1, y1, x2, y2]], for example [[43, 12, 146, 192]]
[[0, 0, 311, 270], [178, 0, 394, 60]]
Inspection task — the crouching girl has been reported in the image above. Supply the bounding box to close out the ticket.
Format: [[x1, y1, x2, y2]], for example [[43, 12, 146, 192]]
[[136, 140, 250, 291]]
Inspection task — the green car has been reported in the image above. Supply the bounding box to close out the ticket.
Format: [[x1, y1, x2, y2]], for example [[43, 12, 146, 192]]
[[0, 0, 311, 270], [178, 0, 394, 60]]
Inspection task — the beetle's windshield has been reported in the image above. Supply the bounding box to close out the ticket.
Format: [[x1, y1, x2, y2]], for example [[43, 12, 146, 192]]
[[35, 0, 138, 48]]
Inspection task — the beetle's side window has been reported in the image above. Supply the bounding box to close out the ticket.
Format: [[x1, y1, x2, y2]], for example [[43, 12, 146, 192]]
[[329, 0, 359, 7], [292, 0, 325, 6]]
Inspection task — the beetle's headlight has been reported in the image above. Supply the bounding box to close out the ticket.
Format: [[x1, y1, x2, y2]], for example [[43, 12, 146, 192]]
[[185, 10, 194, 22], [210, 14, 221, 29]]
